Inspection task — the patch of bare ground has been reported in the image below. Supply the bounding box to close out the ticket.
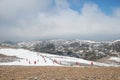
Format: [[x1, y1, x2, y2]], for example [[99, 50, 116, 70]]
[[0, 66, 120, 80], [96, 56, 111, 63], [96, 56, 120, 65], [0, 54, 20, 62]]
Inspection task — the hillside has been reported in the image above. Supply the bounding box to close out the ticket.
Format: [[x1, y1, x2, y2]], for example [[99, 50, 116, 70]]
[[0, 39, 120, 64], [0, 48, 119, 67]]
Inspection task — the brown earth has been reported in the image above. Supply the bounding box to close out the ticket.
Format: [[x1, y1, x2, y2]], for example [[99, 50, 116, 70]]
[[0, 66, 120, 80], [0, 54, 20, 63], [96, 56, 120, 65]]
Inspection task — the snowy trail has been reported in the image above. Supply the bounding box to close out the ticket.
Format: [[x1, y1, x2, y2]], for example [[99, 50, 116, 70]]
[[0, 48, 119, 67], [0, 48, 60, 66]]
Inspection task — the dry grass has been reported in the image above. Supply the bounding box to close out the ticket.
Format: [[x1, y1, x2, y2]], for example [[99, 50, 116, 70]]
[[0, 66, 120, 80]]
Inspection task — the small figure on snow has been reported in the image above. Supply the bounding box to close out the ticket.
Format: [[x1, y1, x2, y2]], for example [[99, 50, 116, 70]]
[[91, 61, 94, 66], [34, 61, 36, 64], [29, 61, 31, 64]]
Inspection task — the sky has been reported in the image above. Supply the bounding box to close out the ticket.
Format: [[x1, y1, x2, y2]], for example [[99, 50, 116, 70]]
[[0, 0, 120, 42]]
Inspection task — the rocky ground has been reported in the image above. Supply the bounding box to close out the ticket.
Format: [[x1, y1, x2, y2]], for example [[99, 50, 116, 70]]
[[0, 66, 120, 80]]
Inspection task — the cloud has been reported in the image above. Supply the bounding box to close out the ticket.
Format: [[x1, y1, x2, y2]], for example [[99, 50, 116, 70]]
[[113, 8, 120, 17], [0, 0, 120, 41], [0, 0, 52, 25]]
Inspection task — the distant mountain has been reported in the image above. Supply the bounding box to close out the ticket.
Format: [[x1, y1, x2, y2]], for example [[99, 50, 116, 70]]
[[1, 41, 16, 45]]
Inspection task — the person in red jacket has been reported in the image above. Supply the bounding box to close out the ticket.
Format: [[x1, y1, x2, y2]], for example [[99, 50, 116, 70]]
[[34, 61, 36, 64], [91, 61, 94, 66]]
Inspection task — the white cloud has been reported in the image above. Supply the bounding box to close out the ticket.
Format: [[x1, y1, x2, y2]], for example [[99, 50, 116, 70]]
[[0, 0, 52, 23], [0, 0, 120, 41], [113, 8, 120, 17]]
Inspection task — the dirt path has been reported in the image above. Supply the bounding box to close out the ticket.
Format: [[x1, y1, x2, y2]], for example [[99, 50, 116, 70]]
[[0, 66, 120, 80]]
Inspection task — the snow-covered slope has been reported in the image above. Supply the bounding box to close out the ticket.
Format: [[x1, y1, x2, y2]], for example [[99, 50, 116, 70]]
[[0, 48, 60, 66], [0, 48, 119, 67], [109, 57, 120, 62]]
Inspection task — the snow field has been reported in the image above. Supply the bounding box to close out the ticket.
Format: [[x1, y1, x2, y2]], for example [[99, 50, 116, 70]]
[[0, 48, 119, 67]]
